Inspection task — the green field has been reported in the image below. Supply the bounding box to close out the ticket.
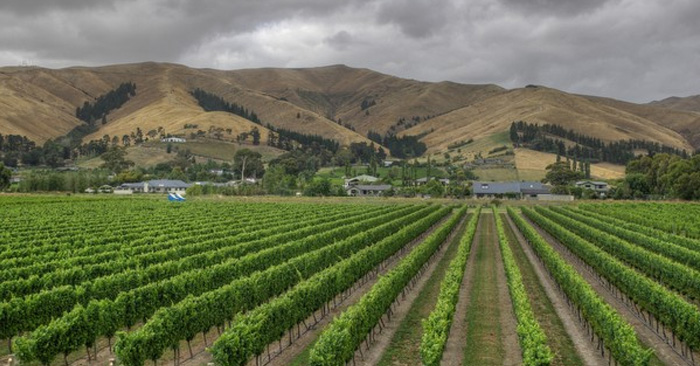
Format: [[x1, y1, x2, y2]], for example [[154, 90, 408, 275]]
[[1, 197, 698, 366]]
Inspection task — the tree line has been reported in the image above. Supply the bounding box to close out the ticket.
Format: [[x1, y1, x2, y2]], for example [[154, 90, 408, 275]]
[[190, 88, 261, 124], [0, 134, 71, 168], [190, 88, 345, 155], [619, 153, 700, 200], [367, 130, 427, 158], [266, 125, 340, 154], [510, 121, 688, 165], [76, 82, 136, 125]]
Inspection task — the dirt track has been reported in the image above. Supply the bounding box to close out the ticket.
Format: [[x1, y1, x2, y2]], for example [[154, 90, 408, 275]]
[[523, 213, 694, 366], [505, 213, 605, 366]]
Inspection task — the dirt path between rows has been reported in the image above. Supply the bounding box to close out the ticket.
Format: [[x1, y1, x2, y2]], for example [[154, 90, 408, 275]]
[[245, 212, 458, 366], [57, 212, 454, 366], [459, 212, 520, 366], [440, 214, 481, 366], [523, 213, 694, 366], [355, 215, 468, 366], [504, 214, 605, 366], [240, 213, 458, 366], [490, 212, 522, 366]]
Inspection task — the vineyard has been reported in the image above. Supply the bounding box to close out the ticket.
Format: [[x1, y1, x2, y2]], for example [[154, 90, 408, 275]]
[[1, 197, 700, 366]]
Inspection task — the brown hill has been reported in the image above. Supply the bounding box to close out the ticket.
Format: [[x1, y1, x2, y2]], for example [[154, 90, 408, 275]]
[[0, 62, 698, 164], [225, 65, 504, 136], [583, 95, 700, 150], [399, 86, 695, 154], [649, 95, 700, 113], [0, 63, 377, 147]]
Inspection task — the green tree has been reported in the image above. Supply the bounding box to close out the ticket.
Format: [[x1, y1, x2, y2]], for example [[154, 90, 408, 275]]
[[168, 167, 187, 181], [100, 147, 134, 174], [542, 161, 583, 186], [0, 162, 11, 189], [367, 156, 378, 176], [116, 169, 143, 183], [233, 149, 264, 180], [250, 127, 261, 146], [426, 157, 432, 180], [509, 122, 519, 143], [304, 178, 332, 196], [421, 179, 445, 197], [262, 165, 296, 195], [674, 172, 700, 200]]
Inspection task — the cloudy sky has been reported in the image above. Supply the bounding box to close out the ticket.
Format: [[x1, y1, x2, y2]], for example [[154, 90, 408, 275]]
[[1, 0, 698, 103]]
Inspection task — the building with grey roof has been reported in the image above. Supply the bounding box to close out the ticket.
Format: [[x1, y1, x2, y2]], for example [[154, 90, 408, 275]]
[[472, 181, 551, 199]]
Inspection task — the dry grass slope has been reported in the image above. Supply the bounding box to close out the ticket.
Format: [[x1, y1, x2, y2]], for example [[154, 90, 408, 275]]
[[0, 62, 698, 180], [649, 95, 700, 113], [400, 86, 695, 154], [514, 148, 625, 180]]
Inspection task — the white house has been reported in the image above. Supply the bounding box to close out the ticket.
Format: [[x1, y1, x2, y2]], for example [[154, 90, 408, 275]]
[[575, 180, 610, 197], [161, 137, 187, 143], [346, 184, 392, 197], [415, 177, 450, 186], [344, 175, 379, 188], [114, 179, 191, 194]]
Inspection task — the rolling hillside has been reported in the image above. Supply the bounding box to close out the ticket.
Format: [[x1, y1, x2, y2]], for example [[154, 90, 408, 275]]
[[0, 63, 376, 147], [649, 95, 700, 113], [1, 63, 698, 171], [399, 86, 696, 154], [225, 64, 504, 136]]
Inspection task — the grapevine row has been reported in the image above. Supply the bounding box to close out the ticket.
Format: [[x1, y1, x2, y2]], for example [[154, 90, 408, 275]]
[[0, 205, 386, 298], [549, 206, 700, 271], [15, 205, 439, 365], [0, 203, 350, 268], [494, 209, 552, 366], [580, 203, 700, 239], [510, 207, 650, 366], [117, 205, 451, 366], [305, 206, 468, 366], [534, 206, 700, 301], [574, 205, 700, 253], [1, 204, 414, 340], [419, 206, 480, 366], [523, 207, 700, 351]]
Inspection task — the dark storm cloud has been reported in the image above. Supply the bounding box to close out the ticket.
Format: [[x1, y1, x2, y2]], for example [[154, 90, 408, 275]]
[[1, 0, 699, 102], [376, 0, 454, 38], [324, 31, 357, 51], [498, 0, 613, 16], [1, 0, 111, 15]]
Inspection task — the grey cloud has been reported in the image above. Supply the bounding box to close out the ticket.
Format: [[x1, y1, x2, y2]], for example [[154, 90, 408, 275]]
[[377, 0, 454, 38], [324, 31, 356, 51], [0, 0, 698, 102], [1, 0, 115, 15], [498, 0, 614, 17]]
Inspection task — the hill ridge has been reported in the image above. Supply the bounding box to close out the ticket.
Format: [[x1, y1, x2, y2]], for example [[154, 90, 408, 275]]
[[0, 62, 698, 158]]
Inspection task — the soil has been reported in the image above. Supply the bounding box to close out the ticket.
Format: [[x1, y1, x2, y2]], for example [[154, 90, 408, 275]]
[[354, 215, 468, 366], [459, 212, 521, 366], [374, 219, 468, 366], [20, 211, 454, 366], [504, 213, 604, 366], [490, 212, 522, 366], [236, 211, 458, 366], [524, 213, 693, 366], [440, 214, 481, 366]]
